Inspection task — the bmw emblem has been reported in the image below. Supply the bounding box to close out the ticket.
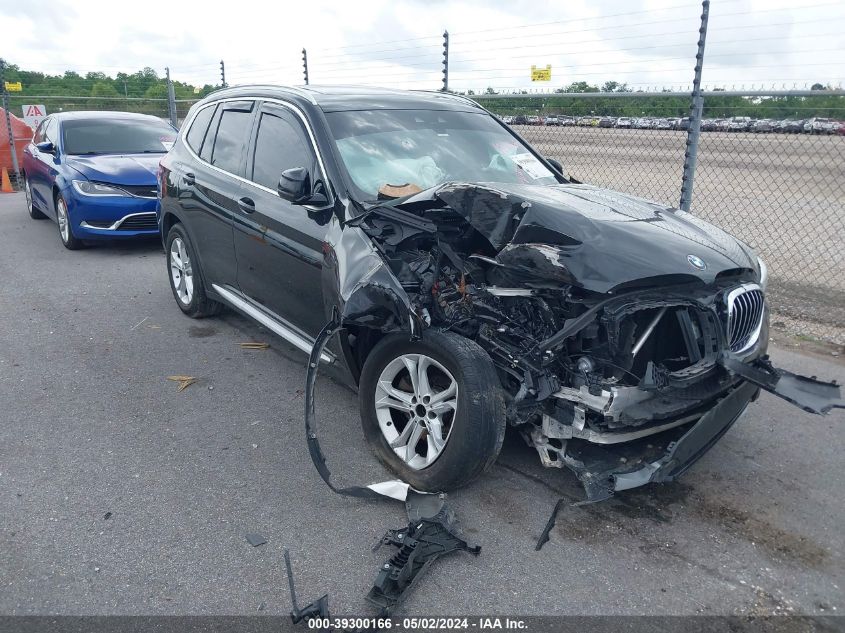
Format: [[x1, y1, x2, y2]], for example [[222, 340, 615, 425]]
[[687, 254, 706, 270]]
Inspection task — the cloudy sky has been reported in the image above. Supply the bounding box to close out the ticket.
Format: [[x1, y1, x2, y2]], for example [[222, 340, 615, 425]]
[[1, 0, 842, 93]]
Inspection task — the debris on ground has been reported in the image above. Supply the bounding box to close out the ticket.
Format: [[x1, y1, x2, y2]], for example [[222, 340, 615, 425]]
[[245, 533, 267, 547], [166, 375, 197, 392], [367, 494, 480, 613], [285, 492, 479, 623], [240, 342, 270, 350], [103, 512, 112, 520]]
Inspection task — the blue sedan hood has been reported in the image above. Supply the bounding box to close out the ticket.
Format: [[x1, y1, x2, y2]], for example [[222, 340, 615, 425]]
[[65, 153, 161, 185]]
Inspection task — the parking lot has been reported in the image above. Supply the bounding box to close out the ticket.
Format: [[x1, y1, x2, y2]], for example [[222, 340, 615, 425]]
[[1, 190, 843, 617]]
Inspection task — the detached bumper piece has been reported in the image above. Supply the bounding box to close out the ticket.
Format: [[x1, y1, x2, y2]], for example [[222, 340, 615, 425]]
[[285, 493, 479, 628], [368, 498, 480, 613], [720, 355, 844, 414]]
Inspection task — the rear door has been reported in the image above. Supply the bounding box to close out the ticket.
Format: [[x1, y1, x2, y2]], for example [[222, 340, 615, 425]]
[[28, 117, 59, 214], [234, 101, 328, 337], [172, 100, 256, 288]]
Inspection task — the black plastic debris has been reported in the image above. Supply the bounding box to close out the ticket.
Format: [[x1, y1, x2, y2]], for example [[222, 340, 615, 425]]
[[535, 499, 566, 551], [246, 533, 267, 547], [285, 548, 330, 623], [367, 496, 480, 613], [103, 512, 112, 521]]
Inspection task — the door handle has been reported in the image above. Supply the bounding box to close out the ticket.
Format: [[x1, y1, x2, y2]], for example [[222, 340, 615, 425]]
[[238, 197, 256, 213], [182, 172, 195, 187]]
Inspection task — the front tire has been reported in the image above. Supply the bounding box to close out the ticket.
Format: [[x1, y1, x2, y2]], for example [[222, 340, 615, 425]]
[[359, 329, 506, 491], [55, 194, 85, 250], [24, 176, 47, 219], [166, 224, 222, 318]]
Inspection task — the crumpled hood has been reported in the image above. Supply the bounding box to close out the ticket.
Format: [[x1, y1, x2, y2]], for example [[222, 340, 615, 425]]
[[65, 153, 161, 185], [398, 182, 759, 293]]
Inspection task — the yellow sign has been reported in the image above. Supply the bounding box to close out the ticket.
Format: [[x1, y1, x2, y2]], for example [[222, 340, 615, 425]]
[[4, 81, 23, 92], [530, 65, 551, 82]]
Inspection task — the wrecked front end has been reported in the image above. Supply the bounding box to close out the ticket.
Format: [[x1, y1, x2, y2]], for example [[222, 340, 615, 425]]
[[343, 182, 842, 502]]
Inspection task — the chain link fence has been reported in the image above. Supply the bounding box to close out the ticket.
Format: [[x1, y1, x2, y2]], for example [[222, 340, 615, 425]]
[[479, 92, 845, 344], [1, 52, 843, 344]]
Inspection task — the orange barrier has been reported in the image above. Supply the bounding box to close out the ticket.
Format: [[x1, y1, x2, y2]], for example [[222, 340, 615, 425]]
[[1, 167, 14, 193]]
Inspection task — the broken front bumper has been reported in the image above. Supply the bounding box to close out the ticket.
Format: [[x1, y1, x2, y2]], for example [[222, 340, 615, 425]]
[[560, 380, 759, 503], [548, 356, 843, 503]]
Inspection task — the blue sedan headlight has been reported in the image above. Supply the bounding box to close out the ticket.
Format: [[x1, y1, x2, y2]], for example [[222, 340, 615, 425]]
[[72, 180, 129, 197]]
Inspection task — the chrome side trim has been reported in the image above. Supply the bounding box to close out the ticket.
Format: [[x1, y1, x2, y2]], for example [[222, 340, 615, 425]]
[[179, 97, 333, 208], [80, 211, 158, 231], [211, 283, 334, 364]]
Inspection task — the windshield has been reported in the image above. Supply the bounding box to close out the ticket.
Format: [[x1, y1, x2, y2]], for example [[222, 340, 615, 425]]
[[62, 118, 177, 155], [324, 109, 560, 201]]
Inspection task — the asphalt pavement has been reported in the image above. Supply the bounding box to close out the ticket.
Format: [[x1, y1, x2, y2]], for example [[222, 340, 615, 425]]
[[0, 191, 842, 617]]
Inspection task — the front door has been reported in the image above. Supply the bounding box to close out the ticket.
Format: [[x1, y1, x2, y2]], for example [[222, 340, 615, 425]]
[[233, 101, 328, 337]]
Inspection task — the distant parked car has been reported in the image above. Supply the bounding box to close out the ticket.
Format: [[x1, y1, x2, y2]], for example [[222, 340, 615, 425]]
[[21, 111, 176, 250], [544, 116, 561, 127], [805, 117, 836, 134], [560, 115, 576, 126], [526, 115, 542, 126], [727, 117, 752, 132], [752, 119, 773, 133], [501, 115, 514, 125], [654, 118, 672, 130], [782, 119, 805, 134], [676, 117, 691, 131], [598, 117, 614, 128], [838, 122, 845, 136], [615, 117, 632, 128], [512, 115, 528, 125]]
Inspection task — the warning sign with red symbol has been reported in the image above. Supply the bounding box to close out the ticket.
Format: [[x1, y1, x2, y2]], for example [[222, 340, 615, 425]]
[[21, 104, 47, 129]]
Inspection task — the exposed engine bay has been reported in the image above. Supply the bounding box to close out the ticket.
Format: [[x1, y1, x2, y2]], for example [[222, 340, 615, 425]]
[[340, 181, 843, 501]]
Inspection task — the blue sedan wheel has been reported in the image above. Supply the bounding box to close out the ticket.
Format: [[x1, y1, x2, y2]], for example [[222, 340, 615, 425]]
[[25, 177, 47, 220], [56, 195, 85, 250]]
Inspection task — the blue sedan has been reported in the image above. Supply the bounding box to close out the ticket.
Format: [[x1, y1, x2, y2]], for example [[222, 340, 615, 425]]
[[21, 111, 177, 249]]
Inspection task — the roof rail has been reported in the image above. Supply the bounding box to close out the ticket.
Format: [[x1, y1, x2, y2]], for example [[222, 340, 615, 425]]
[[412, 89, 483, 110]]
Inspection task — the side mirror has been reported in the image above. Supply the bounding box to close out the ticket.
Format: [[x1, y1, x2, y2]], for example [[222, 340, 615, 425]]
[[546, 157, 564, 174], [36, 141, 55, 154], [278, 167, 329, 207], [278, 167, 311, 204]]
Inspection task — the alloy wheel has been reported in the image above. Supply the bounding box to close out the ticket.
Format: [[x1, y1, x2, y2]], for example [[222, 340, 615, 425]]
[[169, 237, 194, 305], [374, 353, 458, 470], [56, 198, 70, 243], [24, 178, 33, 212]]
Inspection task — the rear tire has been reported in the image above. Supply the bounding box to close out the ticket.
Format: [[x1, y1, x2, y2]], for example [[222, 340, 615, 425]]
[[166, 223, 222, 318], [358, 329, 506, 491], [24, 176, 47, 219]]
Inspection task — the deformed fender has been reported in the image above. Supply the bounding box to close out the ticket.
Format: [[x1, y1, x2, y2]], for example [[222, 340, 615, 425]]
[[321, 217, 418, 336], [302, 218, 426, 499]]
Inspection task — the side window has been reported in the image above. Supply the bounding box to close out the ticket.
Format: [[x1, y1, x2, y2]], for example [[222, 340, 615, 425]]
[[44, 118, 59, 144], [33, 119, 47, 143], [185, 104, 216, 154], [208, 103, 254, 176], [251, 108, 317, 190]]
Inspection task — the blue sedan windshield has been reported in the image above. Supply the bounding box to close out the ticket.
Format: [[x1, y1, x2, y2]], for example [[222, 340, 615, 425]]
[[62, 118, 177, 155], [325, 109, 559, 201]]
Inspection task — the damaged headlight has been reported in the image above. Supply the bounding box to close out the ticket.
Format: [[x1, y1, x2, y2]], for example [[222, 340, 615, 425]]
[[757, 256, 768, 290]]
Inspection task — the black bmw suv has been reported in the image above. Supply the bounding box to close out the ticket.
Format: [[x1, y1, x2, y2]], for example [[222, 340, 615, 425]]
[[158, 86, 840, 500]]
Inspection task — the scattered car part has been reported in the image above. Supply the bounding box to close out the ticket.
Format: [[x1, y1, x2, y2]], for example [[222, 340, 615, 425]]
[[284, 492, 479, 624], [245, 533, 267, 547], [367, 499, 480, 613]]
